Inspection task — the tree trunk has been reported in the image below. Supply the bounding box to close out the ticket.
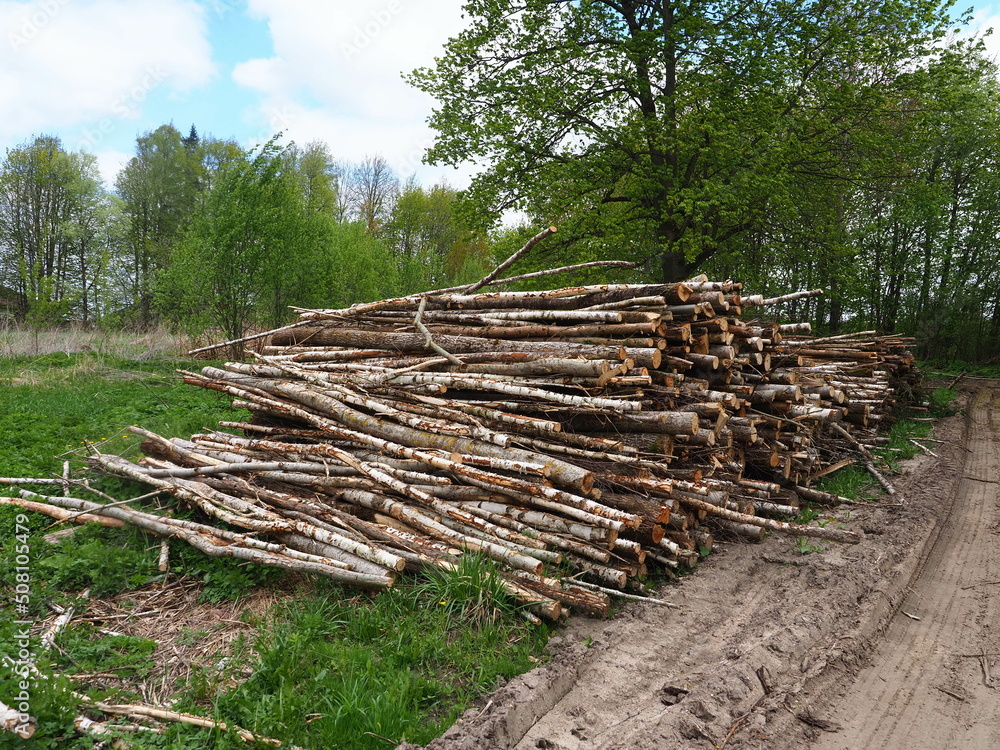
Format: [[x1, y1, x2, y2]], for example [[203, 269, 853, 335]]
[[660, 249, 693, 283]]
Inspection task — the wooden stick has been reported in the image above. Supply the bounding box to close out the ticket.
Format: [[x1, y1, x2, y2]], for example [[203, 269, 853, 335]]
[[676, 495, 862, 544], [158, 539, 170, 572], [413, 297, 463, 365], [88, 700, 305, 749], [462, 226, 557, 294], [0, 701, 35, 739], [909, 438, 939, 457], [41, 589, 88, 651], [569, 578, 679, 608], [830, 423, 896, 495], [0, 497, 125, 528], [484, 259, 635, 286], [19, 489, 396, 588], [187, 319, 315, 356]]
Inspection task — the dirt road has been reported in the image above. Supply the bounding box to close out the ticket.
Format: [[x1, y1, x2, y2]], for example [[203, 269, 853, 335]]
[[806, 385, 1000, 750], [403, 382, 998, 750]]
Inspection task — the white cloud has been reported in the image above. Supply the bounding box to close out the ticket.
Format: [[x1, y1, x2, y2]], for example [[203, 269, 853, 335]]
[[0, 0, 214, 146], [92, 148, 131, 187], [968, 9, 1000, 64], [235, 0, 473, 185]]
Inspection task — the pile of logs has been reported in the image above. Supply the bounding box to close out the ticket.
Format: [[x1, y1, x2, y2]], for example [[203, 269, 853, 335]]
[[8, 235, 918, 620]]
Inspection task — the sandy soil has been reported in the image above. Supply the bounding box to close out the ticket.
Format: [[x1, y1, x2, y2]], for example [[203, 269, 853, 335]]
[[400, 380, 999, 750], [797, 384, 1000, 750]]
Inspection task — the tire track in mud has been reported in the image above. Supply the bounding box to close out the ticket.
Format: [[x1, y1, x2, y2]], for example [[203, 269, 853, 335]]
[[810, 386, 1000, 750], [401, 387, 986, 750], [510, 572, 781, 750]]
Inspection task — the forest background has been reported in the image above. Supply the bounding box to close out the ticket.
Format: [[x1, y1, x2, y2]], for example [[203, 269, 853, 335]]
[[2, 0, 999, 365]]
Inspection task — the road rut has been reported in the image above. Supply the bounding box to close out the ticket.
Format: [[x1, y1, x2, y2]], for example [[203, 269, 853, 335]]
[[808, 385, 1000, 749], [402, 384, 992, 750]]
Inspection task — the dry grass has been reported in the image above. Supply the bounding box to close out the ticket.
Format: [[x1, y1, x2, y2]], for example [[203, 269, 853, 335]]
[[50, 578, 284, 707], [0, 324, 188, 360]]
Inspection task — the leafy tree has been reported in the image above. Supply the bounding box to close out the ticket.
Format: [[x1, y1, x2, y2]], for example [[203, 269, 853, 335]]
[[410, 0, 962, 281], [159, 138, 375, 349], [198, 136, 244, 195], [700, 41, 1000, 356], [863, 49, 1000, 359], [287, 141, 340, 216], [321, 221, 404, 308], [115, 124, 202, 325], [60, 166, 118, 326], [384, 180, 488, 290], [0, 136, 105, 324]]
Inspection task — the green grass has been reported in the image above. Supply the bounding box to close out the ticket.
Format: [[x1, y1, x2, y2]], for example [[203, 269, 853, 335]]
[[816, 386, 957, 501], [196, 564, 546, 750], [0, 351, 551, 750], [815, 464, 875, 500], [916, 359, 1000, 379], [927, 387, 959, 418], [0, 351, 240, 478]]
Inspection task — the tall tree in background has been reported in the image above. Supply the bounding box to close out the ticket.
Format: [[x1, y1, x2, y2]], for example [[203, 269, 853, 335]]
[[0, 135, 105, 324], [198, 136, 244, 196], [115, 124, 202, 325], [410, 0, 961, 281], [159, 138, 350, 349], [288, 141, 340, 215], [384, 180, 487, 290], [855, 49, 1000, 359], [60, 166, 118, 327], [348, 154, 399, 233], [701, 42, 1000, 356]]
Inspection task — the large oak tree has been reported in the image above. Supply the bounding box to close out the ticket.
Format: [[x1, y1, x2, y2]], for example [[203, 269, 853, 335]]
[[410, 0, 962, 280]]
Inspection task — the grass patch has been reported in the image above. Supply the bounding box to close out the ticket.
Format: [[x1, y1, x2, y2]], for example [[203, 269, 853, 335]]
[[0, 324, 187, 360], [196, 563, 546, 750], [0, 565, 548, 750], [0, 352, 241, 477], [916, 359, 1000, 379], [817, 385, 955, 501], [927, 387, 959, 418], [57, 625, 159, 682], [816, 465, 875, 500], [0, 352, 551, 750]]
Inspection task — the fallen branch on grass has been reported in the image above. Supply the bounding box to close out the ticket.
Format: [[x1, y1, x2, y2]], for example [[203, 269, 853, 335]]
[[0, 497, 124, 528], [87, 701, 306, 749], [0, 701, 35, 740]]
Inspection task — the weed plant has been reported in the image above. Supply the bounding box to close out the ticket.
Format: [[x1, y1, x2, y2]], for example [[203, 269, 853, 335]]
[[927, 387, 958, 417]]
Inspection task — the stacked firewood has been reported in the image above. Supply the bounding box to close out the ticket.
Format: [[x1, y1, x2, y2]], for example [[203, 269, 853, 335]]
[[20, 273, 905, 622], [8, 238, 916, 620]]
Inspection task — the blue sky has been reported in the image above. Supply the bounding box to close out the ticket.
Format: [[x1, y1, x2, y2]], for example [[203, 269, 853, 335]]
[[2, 0, 999, 189]]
